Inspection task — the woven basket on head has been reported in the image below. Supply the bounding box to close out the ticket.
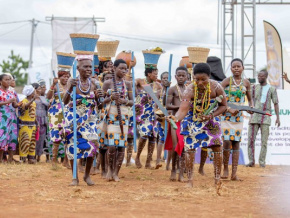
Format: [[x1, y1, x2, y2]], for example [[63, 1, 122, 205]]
[[56, 52, 77, 69], [142, 50, 162, 65], [142, 50, 163, 55], [70, 33, 99, 55], [187, 47, 210, 64], [97, 40, 120, 57]]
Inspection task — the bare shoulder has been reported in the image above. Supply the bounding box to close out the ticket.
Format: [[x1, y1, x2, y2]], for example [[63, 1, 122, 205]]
[[243, 78, 251, 87], [168, 85, 177, 94], [91, 78, 99, 87], [156, 81, 162, 88], [183, 83, 194, 98], [210, 80, 220, 88], [210, 80, 223, 92], [220, 77, 230, 87]]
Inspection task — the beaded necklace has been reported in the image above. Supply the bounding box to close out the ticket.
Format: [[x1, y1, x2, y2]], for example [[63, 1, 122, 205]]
[[228, 76, 243, 102], [192, 81, 211, 115], [78, 77, 91, 95], [175, 84, 185, 101], [59, 82, 67, 93]]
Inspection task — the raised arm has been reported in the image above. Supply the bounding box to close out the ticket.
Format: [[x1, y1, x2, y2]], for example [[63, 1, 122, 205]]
[[63, 78, 76, 105], [46, 78, 58, 100], [24, 98, 35, 110]]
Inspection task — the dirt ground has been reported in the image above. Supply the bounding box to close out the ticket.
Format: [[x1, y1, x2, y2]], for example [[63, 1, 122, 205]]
[[1, 152, 290, 218]]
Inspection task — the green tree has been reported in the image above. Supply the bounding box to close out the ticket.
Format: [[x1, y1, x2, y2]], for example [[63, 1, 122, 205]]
[[0, 50, 29, 86]]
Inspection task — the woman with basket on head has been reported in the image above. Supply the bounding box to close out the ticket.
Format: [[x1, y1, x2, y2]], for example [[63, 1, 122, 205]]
[[134, 48, 164, 169], [220, 58, 253, 181], [115, 50, 136, 167], [47, 52, 75, 168]]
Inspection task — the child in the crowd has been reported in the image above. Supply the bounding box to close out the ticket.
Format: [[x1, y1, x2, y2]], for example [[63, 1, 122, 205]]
[[18, 85, 37, 164]]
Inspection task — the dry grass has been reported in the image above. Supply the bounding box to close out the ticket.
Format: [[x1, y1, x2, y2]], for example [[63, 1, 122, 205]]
[[1, 154, 290, 218]]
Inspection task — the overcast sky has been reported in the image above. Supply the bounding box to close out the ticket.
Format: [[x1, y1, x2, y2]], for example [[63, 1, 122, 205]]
[[1, 0, 290, 81]]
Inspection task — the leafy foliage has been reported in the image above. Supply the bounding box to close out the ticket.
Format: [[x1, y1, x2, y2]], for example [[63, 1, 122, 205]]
[[0, 50, 29, 86]]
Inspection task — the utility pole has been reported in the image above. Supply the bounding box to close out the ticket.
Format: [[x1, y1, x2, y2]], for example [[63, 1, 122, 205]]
[[29, 18, 38, 68]]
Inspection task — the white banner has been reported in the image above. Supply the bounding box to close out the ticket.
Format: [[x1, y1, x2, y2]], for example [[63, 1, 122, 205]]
[[28, 64, 51, 89], [51, 19, 95, 73], [240, 90, 290, 165]]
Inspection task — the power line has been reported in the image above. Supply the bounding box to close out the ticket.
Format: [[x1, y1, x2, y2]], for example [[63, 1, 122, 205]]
[[0, 20, 30, 25], [35, 31, 50, 59], [0, 23, 30, 38], [99, 32, 198, 47]]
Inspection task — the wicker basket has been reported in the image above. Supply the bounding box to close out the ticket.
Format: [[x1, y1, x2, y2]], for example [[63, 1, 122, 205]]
[[97, 40, 120, 57], [187, 47, 210, 64], [142, 50, 162, 65], [56, 52, 77, 68], [70, 33, 99, 55]]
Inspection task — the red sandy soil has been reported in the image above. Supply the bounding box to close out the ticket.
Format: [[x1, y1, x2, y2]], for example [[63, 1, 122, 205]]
[[1, 154, 290, 218]]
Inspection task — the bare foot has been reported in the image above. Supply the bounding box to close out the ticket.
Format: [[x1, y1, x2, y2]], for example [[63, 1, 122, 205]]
[[135, 157, 142, 169], [170, 170, 177, 181], [231, 175, 243, 181], [215, 178, 221, 185], [83, 176, 95, 186], [145, 163, 154, 170], [28, 159, 36, 164], [198, 167, 205, 176], [106, 169, 113, 181], [94, 168, 100, 174], [166, 165, 171, 171], [62, 161, 71, 169], [101, 171, 107, 179], [221, 168, 229, 179], [113, 174, 120, 182], [155, 161, 162, 170], [126, 162, 131, 167], [69, 179, 79, 186], [90, 167, 97, 175], [178, 173, 186, 183], [216, 180, 222, 196], [186, 180, 193, 188], [79, 165, 85, 173]]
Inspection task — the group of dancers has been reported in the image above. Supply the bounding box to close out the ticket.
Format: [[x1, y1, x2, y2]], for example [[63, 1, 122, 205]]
[[0, 40, 281, 188]]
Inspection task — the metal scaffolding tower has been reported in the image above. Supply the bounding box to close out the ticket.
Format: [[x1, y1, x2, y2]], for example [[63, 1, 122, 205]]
[[221, 0, 290, 79]]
